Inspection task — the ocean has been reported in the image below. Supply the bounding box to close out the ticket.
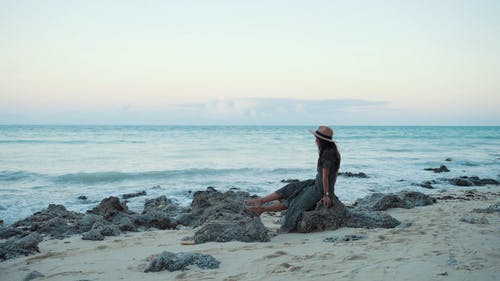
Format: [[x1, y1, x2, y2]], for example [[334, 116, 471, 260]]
[[1, 125, 499, 225]]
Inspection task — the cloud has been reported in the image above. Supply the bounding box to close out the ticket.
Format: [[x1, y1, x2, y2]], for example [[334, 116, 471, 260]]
[[164, 98, 390, 125]]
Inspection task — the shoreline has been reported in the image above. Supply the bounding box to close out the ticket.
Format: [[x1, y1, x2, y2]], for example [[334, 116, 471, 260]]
[[1, 187, 499, 281]]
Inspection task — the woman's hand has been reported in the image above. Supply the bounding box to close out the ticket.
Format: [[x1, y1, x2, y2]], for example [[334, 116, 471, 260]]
[[320, 195, 331, 208]]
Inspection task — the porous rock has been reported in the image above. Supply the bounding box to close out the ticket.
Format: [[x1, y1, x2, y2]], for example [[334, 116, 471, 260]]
[[11, 204, 84, 238], [122, 190, 147, 199], [295, 196, 401, 233], [424, 165, 450, 173], [339, 172, 369, 178], [144, 251, 220, 272], [189, 187, 270, 243], [193, 212, 270, 243], [87, 197, 132, 221], [0, 233, 43, 261], [448, 176, 499, 187], [352, 191, 435, 211]]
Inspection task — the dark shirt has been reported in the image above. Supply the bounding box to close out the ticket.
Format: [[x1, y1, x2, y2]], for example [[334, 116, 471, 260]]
[[315, 147, 341, 195]]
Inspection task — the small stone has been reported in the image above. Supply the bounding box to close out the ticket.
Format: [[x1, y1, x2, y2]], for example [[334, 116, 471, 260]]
[[144, 251, 220, 272], [77, 195, 88, 200], [23, 270, 45, 281]]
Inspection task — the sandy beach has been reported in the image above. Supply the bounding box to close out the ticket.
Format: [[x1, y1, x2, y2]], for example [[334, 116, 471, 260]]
[[1, 187, 498, 281]]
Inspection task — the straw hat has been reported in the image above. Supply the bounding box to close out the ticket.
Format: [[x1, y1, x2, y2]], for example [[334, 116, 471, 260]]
[[308, 126, 335, 142]]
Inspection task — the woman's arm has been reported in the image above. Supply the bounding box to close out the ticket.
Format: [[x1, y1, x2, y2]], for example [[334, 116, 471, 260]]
[[320, 168, 331, 207]]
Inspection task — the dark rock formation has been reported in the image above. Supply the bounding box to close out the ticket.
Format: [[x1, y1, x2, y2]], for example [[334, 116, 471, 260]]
[[189, 187, 270, 243], [345, 209, 401, 229], [400, 191, 437, 207], [448, 176, 499, 187], [296, 200, 349, 232], [144, 251, 220, 272], [295, 191, 434, 233], [415, 180, 437, 189], [134, 195, 188, 230], [295, 196, 401, 233], [87, 197, 132, 221], [424, 165, 450, 173], [11, 204, 84, 239], [193, 212, 270, 243], [0, 233, 43, 261], [77, 195, 88, 200], [122, 190, 147, 199], [281, 179, 299, 183], [352, 191, 435, 211], [339, 172, 369, 178]]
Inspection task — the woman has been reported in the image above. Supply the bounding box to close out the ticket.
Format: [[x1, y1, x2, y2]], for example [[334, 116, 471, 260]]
[[246, 125, 341, 232]]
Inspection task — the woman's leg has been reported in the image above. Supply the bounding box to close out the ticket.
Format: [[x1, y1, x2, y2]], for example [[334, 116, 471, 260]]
[[244, 192, 282, 206], [247, 202, 287, 216]]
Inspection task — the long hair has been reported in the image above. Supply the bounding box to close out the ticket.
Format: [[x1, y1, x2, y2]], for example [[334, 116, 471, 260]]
[[317, 137, 337, 156]]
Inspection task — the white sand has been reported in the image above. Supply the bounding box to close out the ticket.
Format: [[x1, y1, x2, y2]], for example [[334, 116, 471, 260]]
[[1, 188, 499, 281]]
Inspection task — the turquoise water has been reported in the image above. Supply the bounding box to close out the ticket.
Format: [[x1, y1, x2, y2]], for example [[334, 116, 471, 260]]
[[1, 125, 499, 224]]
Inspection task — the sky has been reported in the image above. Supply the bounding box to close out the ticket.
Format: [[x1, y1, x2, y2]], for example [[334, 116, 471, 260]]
[[0, 0, 499, 125]]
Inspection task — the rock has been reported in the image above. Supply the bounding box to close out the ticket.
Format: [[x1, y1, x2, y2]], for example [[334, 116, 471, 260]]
[[81, 229, 104, 241], [131, 196, 187, 230], [143, 195, 184, 215], [424, 165, 450, 173], [11, 204, 84, 238], [416, 180, 437, 189], [193, 212, 270, 243], [474, 202, 500, 213], [344, 209, 401, 229], [0, 225, 28, 239], [0, 233, 43, 261], [353, 193, 411, 211], [75, 214, 105, 233], [144, 251, 220, 272], [187, 187, 270, 243], [191, 188, 255, 224], [99, 224, 121, 236], [23, 270, 45, 281], [339, 172, 369, 178], [448, 176, 499, 187], [281, 179, 299, 183], [323, 234, 367, 243], [445, 158, 453, 161], [399, 191, 436, 207], [81, 222, 121, 240], [122, 190, 147, 199], [117, 216, 137, 232], [295, 196, 401, 233], [353, 191, 435, 211], [135, 210, 177, 230], [296, 200, 349, 232], [448, 177, 472, 186], [77, 195, 88, 200], [87, 197, 132, 221]]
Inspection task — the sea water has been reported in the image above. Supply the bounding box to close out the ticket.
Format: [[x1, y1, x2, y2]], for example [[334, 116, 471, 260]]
[[1, 125, 499, 224]]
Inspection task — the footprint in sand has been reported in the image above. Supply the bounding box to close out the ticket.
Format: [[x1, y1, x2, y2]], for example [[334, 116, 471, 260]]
[[264, 250, 288, 259], [223, 273, 248, 281]]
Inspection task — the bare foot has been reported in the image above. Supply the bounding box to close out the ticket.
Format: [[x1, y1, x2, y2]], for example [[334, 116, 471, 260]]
[[244, 198, 262, 207], [245, 206, 264, 217]]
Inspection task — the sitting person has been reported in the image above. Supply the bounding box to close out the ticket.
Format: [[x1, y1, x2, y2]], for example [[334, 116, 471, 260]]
[[246, 125, 341, 232]]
